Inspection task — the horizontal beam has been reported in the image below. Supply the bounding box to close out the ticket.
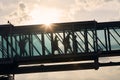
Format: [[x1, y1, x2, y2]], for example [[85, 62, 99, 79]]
[[0, 62, 120, 75], [15, 50, 120, 65], [0, 21, 120, 34], [0, 50, 119, 74], [0, 62, 97, 74], [0, 50, 119, 65]]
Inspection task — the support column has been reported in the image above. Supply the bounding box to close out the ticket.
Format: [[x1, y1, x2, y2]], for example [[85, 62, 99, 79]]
[[104, 29, 108, 51], [0, 74, 14, 80], [41, 33, 45, 55], [51, 33, 54, 55], [107, 27, 111, 51], [63, 31, 67, 54], [84, 29, 88, 52]]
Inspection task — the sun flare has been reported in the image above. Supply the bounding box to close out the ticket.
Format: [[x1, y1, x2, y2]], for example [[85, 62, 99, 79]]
[[29, 7, 61, 26]]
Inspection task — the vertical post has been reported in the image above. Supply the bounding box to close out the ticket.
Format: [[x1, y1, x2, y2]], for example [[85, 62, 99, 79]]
[[51, 33, 54, 55], [6, 35, 9, 58], [41, 33, 45, 55], [84, 29, 88, 52], [72, 31, 78, 54], [95, 29, 98, 52], [1, 36, 4, 58], [8, 74, 14, 80], [92, 30, 96, 52], [14, 35, 18, 56], [19, 34, 22, 56], [104, 29, 108, 51], [28, 34, 31, 56], [94, 21, 99, 70], [107, 27, 111, 51], [10, 35, 13, 58], [94, 56, 99, 70], [63, 31, 66, 54], [93, 21, 98, 52], [31, 34, 33, 56], [10, 25, 13, 58], [12, 74, 15, 80], [72, 25, 75, 54], [72, 32, 75, 53]]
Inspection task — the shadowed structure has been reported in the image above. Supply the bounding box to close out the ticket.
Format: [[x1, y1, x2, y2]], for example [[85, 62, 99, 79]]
[[0, 21, 120, 80]]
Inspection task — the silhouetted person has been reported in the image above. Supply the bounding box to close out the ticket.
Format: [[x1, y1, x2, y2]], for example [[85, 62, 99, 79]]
[[19, 37, 28, 56], [63, 33, 72, 53], [53, 36, 60, 54], [73, 35, 78, 53]]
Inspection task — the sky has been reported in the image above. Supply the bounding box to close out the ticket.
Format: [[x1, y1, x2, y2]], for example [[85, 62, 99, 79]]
[[0, 0, 120, 80], [0, 0, 120, 25]]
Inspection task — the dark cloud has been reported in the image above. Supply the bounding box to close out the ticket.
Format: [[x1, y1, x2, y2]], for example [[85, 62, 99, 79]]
[[19, 2, 26, 11], [6, 1, 31, 25], [118, 0, 120, 2]]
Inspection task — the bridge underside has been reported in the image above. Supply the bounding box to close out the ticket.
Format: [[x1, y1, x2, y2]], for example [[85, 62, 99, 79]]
[[0, 50, 120, 74], [0, 20, 120, 75]]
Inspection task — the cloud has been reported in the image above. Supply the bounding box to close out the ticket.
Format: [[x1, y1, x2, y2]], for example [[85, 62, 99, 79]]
[[39, 0, 75, 9], [1, 0, 120, 24], [67, 0, 120, 22], [66, 0, 105, 21], [75, 0, 104, 10], [5, 1, 32, 25], [19, 2, 26, 11], [0, 3, 3, 11]]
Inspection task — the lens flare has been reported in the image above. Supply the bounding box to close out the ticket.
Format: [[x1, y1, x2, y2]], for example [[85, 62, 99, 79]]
[[29, 7, 61, 26]]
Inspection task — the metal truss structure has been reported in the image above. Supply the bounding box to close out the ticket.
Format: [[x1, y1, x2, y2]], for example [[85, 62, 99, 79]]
[[0, 21, 120, 79]]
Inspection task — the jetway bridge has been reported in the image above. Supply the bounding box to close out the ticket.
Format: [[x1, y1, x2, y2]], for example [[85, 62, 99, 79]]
[[0, 21, 120, 79]]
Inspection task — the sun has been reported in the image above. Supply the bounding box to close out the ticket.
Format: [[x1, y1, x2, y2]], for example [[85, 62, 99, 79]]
[[29, 7, 61, 26]]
